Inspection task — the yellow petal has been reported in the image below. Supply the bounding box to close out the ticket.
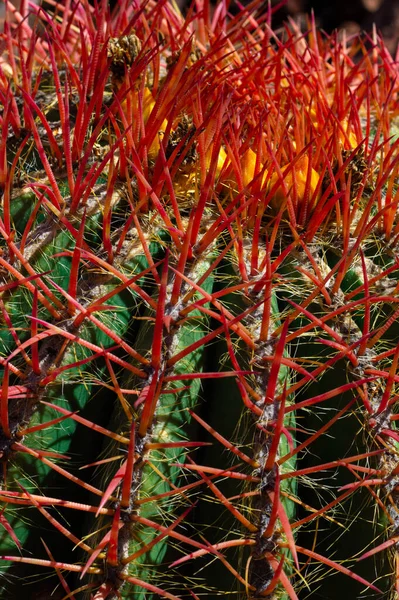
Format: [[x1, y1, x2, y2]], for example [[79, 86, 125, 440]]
[[266, 156, 320, 209], [241, 148, 258, 187]]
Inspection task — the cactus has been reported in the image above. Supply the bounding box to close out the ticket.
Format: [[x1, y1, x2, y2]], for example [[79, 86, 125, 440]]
[[1, 1, 399, 599]]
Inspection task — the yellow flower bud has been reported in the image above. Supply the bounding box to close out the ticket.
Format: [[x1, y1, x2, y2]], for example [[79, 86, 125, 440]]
[[241, 148, 258, 187], [266, 155, 320, 211]]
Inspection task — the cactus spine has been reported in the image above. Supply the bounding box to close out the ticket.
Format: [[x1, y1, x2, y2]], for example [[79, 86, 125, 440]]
[[1, 1, 399, 599]]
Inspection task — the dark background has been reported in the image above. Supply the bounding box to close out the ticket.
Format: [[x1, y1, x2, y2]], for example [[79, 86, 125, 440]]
[[173, 0, 399, 54], [3, 2, 399, 54], [274, 0, 399, 53]]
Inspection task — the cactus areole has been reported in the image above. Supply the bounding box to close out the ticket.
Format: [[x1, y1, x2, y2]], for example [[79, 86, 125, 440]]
[[1, 0, 399, 598]]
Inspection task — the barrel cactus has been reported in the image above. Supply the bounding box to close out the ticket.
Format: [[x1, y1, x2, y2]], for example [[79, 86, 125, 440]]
[[1, 0, 399, 598]]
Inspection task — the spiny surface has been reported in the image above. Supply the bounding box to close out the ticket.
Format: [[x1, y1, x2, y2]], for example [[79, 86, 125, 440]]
[[0, 1, 399, 599]]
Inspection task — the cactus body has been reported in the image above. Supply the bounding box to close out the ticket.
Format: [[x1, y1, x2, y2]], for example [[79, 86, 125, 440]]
[[1, 2, 399, 600]]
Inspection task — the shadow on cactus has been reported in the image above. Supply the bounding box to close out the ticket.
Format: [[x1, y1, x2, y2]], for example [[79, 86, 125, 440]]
[[0, 0, 399, 598]]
